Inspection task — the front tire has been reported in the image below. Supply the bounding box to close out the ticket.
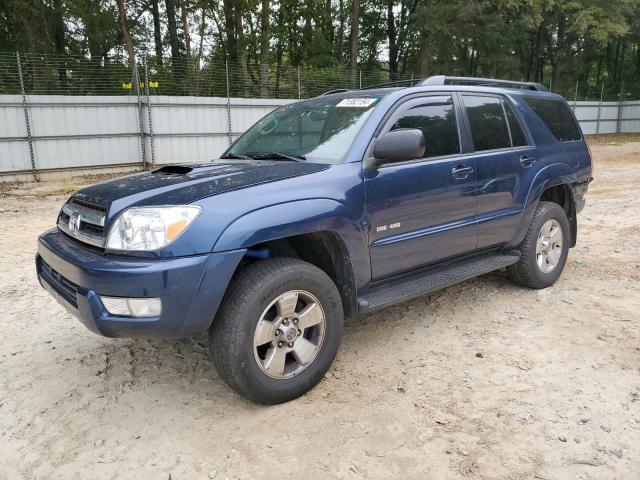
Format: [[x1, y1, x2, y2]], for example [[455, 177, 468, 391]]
[[210, 257, 344, 404], [508, 201, 570, 289]]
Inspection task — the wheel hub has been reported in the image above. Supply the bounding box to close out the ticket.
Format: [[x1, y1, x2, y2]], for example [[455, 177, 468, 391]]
[[278, 321, 300, 343], [253, 290, 326, 379], [536, 219, 563, 273]]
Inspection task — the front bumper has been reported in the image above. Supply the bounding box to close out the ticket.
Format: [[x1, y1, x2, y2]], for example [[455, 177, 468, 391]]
[[36, 228, 245, 338]]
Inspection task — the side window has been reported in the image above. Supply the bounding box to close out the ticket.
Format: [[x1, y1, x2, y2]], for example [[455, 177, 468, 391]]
[[502, 99, 528, 146], [523, 97, 582, 142], [390, 95, 460, 158], [462, 95, 511, 151]]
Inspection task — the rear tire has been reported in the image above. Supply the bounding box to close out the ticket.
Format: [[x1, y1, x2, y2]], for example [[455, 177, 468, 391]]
[[508, 201, 570, 289], [210, 257, 343, 404]]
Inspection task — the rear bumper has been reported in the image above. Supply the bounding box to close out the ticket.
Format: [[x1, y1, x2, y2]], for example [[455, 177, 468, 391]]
[[572, 178, 592, 213], [36, 228, 245, 338]]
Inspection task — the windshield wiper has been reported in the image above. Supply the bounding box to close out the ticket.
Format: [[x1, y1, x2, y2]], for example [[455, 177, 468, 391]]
[[221, 153, 253, 160], [249, 152, 306, 162]]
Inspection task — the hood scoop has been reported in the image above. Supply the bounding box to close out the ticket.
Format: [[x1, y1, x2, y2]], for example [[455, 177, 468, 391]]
[[152, 163, 241, 176], [153, 165, 194, 175]]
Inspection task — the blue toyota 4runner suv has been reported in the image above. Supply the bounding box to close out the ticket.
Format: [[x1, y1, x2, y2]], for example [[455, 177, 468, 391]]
[[37, 76, 592, 404]]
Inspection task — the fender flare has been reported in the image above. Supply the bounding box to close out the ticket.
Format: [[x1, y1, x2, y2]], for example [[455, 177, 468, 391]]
[[508, 163, 578, 248], [213, 198, 371, 288]]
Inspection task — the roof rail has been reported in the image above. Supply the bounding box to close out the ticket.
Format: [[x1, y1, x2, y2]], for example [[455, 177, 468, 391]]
[[321, 88, 350, 96], [418, 75, 547, 92], [360, 79, 423, 90]]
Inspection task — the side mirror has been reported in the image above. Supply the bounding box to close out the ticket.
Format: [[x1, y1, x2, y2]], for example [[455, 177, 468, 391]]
[[368, 129, 426, 169]]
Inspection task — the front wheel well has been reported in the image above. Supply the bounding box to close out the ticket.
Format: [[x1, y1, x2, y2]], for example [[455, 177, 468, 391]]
[[539, 184, 577, 247], [243, 232, 358, 320]]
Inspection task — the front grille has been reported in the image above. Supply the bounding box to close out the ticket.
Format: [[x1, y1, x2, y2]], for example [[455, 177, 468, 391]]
[[38, 257, 79, 308], [58, 197, 107, 248]]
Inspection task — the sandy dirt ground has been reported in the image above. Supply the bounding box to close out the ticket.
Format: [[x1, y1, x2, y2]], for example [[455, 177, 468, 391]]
[[0, 142, 639, 480]]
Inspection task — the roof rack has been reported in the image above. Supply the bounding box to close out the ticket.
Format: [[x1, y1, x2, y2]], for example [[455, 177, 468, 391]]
[[318, 75, 546, 98], [418, 75, 547, 91], [360, 79, 423, 90], [321, 88, 350, 96]]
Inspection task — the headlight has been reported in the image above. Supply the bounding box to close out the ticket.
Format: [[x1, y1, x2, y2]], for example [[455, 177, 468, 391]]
[[106, 205, 201, 251]]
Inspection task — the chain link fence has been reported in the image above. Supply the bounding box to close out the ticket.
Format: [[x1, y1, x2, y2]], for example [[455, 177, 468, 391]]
[[0, 52, 418, 99], [2, 51, 635, 101]]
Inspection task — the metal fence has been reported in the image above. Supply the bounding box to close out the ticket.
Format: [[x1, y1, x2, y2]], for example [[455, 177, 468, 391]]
[[1, 51, 639, 182], [2, 94, 638, 182], [0, 94, 296, 181], [0, 52, 408, 99]]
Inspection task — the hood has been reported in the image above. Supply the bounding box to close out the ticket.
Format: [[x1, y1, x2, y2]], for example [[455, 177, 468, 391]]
[[73, 160, 330, 214]]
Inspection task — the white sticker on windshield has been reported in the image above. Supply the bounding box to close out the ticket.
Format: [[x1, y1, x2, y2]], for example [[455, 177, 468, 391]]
[[336, 98, 377, 108]]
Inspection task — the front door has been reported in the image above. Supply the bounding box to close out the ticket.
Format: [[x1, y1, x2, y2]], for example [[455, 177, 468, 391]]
[[364, 94, 478, 280]]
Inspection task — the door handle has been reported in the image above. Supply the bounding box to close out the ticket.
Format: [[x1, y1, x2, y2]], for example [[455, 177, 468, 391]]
[[451, 165, 474, 179], [519, 155, 536, 167]]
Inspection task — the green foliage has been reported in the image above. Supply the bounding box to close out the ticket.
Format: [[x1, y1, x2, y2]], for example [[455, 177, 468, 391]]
[[0, 0, 638, 99]]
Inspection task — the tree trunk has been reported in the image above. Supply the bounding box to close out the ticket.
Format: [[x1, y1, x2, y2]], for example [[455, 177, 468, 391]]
[[179, 0, 191, 93], [387, 1, 398, 80], [324, 0, 334, 54], [348, 0, 360, 87], [394, 0, 419, 79], [117, 0, 135, 68], [302, 2, 313, 61], [180, 0, 191, 58], [151, 0, 163, 64], [222, 0, 238, 62], [417, 31, 430, 77], [165, 0, 183, 91], [550, 16, 565, 93], [196, 6, 206, 62], [274, 7, 284, 97], [194, 6, 206, 95], [337, 0, 346, 59], [618, 40, 627, 86], [166, 0, 181, 65], [533, 25, 544, 83], [258, 0, 271, 98], [51, 0, 66, 83], [233, 6, 250, 95]]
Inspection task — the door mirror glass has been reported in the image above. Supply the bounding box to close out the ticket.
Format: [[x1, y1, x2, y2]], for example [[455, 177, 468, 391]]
[[371, 129, 426, 167]]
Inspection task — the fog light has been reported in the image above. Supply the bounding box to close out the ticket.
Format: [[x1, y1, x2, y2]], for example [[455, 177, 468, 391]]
[[100, 296, 162, 317]]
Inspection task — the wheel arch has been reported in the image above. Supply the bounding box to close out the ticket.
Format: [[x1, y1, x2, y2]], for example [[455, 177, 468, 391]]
[[538, 183, 577, 247], [214, 199, 370, 319], [509, 165, 578, 248]]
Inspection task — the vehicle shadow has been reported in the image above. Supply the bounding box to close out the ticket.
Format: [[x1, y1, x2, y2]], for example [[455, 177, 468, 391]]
[[32, 270, 521, 415]]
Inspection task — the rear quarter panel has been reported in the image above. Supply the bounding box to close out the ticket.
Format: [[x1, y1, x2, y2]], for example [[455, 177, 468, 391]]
[[506, 93, 591, 247]]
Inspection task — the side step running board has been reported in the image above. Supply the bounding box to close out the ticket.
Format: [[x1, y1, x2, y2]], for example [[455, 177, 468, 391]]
[[358, 252, 520, 314]]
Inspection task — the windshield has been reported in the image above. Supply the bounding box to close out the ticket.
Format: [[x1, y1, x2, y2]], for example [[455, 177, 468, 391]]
[[223, 95, 382, 163]]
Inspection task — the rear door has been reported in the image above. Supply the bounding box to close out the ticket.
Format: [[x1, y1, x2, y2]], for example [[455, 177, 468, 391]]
[[364, 94, 478, 280], [459, 94, 539, 249]]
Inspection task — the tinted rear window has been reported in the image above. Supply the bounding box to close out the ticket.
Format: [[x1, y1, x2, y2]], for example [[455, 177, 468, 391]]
[[462, 95, 511, 151], [502, 99, 528, 146], [523, 97, 582, 142]]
